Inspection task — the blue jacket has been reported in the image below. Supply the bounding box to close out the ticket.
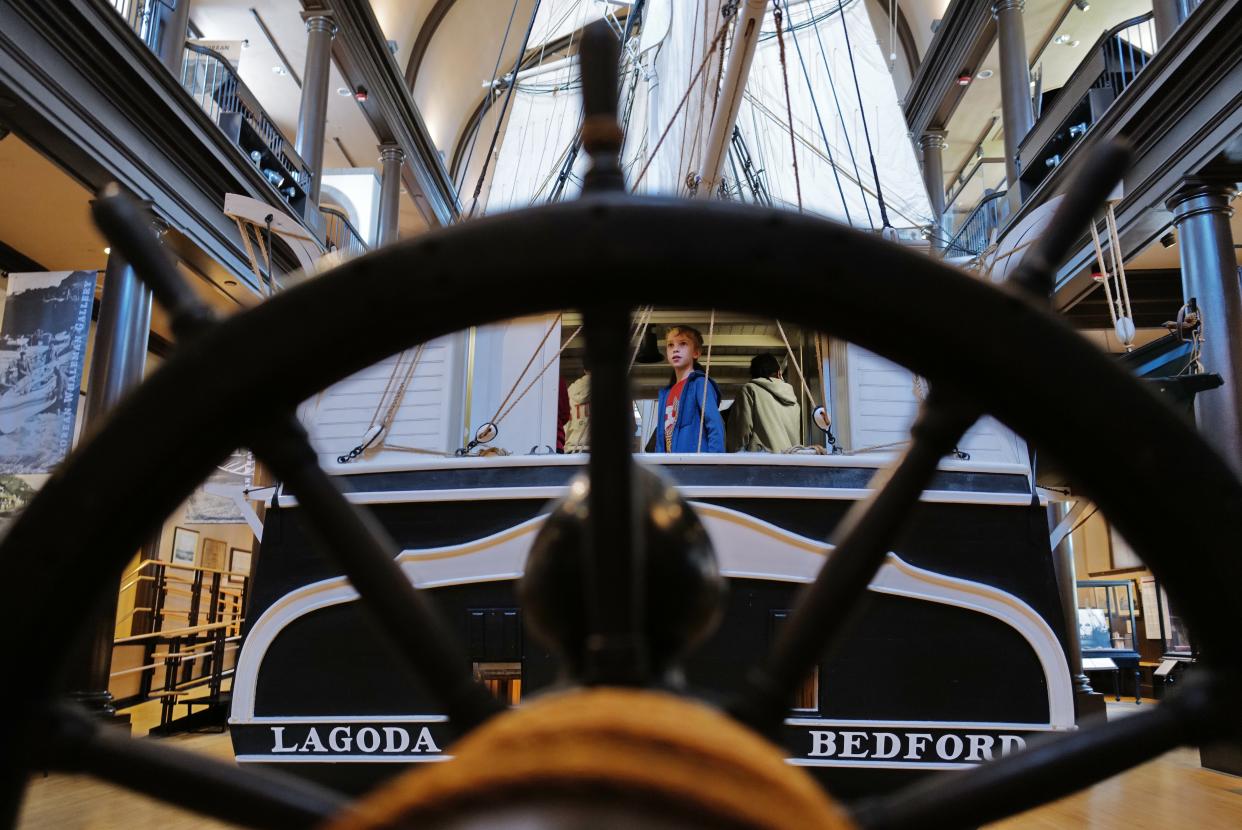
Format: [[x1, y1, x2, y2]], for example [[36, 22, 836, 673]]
[[653, 370, 726, 453]]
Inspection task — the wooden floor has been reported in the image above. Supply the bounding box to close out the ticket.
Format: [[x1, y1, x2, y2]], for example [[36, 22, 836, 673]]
[[17, 703, 1242, 828]]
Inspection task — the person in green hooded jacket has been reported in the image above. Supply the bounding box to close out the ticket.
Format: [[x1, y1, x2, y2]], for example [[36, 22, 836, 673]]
[[726, 353, 802, 453]]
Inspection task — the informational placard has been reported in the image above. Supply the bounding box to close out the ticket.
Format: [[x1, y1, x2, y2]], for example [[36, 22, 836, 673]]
[[1140, 576, 1162, 640], [0, 271, 96, 474], [1082, 657, 1118, 671]]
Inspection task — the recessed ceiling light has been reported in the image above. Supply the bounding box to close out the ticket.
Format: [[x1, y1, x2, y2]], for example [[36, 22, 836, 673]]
[[103, 247, 111, 255], [976, 69, 994, 79], [1053, 34, 1073, 45], [272, 65, 288, 75], [337, 87, 351, 96], [224, 279, 238, 287], [1074, 0, 1090, 10]]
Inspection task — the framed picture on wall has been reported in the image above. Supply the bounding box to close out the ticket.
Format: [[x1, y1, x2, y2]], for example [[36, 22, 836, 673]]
[[1109, 524, 1143, 571], [171, 527, 198, 566], [228, 548, 252, 585], [201, 538, 227, 571]]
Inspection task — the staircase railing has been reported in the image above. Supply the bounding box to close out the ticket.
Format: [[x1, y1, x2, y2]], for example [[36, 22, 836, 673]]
[[320, 206, 370, 256], [945, 189, 1010, 258], [179, 43, 312, 213], [1018, 13, 1157, 196]]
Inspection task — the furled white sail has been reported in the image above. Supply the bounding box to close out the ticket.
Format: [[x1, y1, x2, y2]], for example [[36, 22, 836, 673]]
[[485, 0, 930, 230]]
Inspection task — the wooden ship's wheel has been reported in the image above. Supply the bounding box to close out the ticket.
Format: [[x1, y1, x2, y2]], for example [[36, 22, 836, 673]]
[[2, 22, 1240, 830]]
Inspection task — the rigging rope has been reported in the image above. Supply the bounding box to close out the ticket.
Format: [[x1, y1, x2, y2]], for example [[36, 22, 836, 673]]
[[808, 1, 872, 226], [337, 344, 431, 463], [489, 313, 563, 425], [835, 0, 890, 227], [773, 4, 803, 212], [456, 0, 523, 195], [774, 320, 837, 449], [468, 0, 545, 218], [494, 326, 583, 426], [632, 18, 732, 191], [697, 309, 717, 452], [628, 305, 655, 370], [777, 0, 850, 224]]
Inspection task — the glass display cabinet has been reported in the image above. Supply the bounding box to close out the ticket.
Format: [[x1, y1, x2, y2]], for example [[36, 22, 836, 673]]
[[1076, 580, 1141, 703]]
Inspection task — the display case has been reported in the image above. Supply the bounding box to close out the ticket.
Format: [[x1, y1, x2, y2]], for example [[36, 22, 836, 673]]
[[1076, 580, 1138, 654], [1077, 580, 1142, 703]]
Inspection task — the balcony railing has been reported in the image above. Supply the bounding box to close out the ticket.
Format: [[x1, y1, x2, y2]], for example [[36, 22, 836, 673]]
[[945, 189, 1010, 258], [1018, 13, 1157, 197], [107, 0, 167, 51], [320, 206, 369, 257], [179, 43, 311, 215]]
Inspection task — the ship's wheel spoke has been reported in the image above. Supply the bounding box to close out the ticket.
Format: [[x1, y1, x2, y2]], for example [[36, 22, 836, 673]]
[[735, 391, 978, 729], [41, 703, 347, 829], [251, 415, 504, 730], [851, 673, 1223, 830], [581, 306, 645, 684]]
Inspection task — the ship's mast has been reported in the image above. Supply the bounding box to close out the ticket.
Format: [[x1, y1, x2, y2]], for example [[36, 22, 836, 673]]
[[695, 0, 767, 199]]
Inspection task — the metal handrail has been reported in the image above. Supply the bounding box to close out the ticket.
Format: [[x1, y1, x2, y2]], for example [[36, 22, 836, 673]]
[[106, 0, 171, 51], [945, 189, 1009, 258], [179, 43, 310, 202], [1091, 13, 1158, 99], [319, 206, 370, 256]]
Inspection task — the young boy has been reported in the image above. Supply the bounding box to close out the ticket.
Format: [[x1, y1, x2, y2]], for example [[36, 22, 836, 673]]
[[652, 326, 725, 453]]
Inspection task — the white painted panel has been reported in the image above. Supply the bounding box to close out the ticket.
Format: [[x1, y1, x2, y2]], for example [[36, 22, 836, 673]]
[[464, 315, 561, 454], [301, 335, 463, 468], [846, 344, 1028, 466]]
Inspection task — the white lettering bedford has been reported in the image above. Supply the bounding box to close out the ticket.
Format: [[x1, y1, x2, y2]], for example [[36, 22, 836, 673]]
[[807, 730, 1027, 763], [270, 725, 441, 755]]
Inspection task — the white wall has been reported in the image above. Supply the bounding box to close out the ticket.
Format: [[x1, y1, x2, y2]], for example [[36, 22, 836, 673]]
[[321, 169, 381, 246]]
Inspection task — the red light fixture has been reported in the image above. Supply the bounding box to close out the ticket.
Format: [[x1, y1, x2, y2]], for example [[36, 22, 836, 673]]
[[956, 71, 973, 86], [354, 86, 369, 102]]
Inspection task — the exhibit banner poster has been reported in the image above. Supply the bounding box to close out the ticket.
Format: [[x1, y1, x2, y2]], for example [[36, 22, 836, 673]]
[[0, 271, 96, 474], [185, 449, 255, 523]]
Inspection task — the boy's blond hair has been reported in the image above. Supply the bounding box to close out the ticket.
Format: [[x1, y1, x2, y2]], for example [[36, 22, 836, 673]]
[[665, 325, 704, 351]]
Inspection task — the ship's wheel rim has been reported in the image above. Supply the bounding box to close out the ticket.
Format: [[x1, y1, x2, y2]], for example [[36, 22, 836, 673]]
[[2, 193, 1240, 828]]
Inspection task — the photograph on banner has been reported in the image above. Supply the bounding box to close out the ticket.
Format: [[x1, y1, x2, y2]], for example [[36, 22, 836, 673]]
[[0, 474, 42, 538], [185, 448, 255, 523], [0, 271, 96, 474]]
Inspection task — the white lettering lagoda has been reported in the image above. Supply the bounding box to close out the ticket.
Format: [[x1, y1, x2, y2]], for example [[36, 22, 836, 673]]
[[328, 727, 353, 752], [383, 727, 410, 753], [413, 727, 440, 753], [300, 728, 326, 752], [357, 727, 381, 753], [271, 726, 298, 753]]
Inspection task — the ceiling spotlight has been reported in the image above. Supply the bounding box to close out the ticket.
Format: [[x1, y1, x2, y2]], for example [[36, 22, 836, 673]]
[[224, 279, 238, 287], [271, 65, 288, 75], [1053, 34, 1073, 45], [337, 87, 351, 96], [1074, 0, 1090, 10], [1161, 231, 1176, 248], [976, 69, 994, 80], [103, 247, 111, 255]]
